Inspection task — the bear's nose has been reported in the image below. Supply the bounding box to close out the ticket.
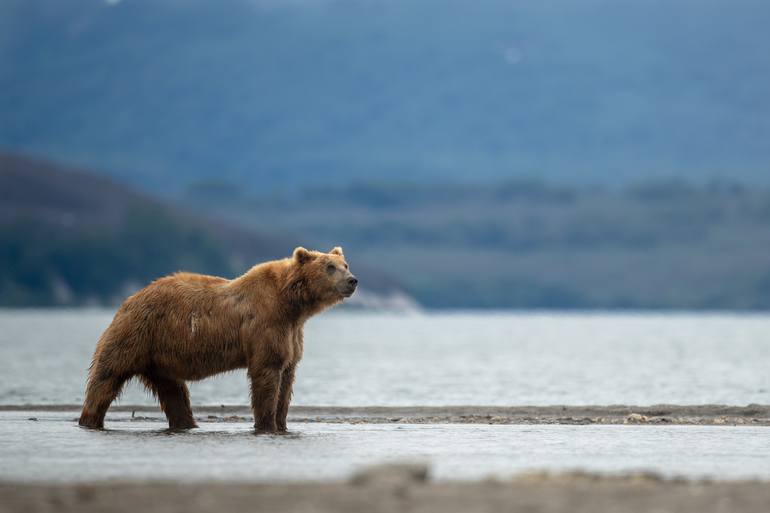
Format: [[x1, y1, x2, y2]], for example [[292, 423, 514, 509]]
[[348, 277, 358, 287]]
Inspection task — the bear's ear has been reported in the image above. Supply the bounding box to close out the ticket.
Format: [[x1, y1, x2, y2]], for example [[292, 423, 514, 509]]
[[330, 246, 344, 256], [293, 247, 313, 264]]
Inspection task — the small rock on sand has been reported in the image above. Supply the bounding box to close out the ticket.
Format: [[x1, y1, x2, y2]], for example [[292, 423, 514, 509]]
[[625, 413, 649, 423]]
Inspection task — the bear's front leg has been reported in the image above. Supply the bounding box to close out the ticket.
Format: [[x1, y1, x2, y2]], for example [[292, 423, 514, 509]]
[[276, 365, 296, 433], [249, 365, 282, 433]]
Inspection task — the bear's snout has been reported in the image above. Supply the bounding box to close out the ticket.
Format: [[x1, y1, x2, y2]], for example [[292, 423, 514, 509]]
[[341, 275, 358, 296]]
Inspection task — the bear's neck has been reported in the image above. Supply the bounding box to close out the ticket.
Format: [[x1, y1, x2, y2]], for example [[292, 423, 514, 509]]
[[232, 260, 332, 324], [279, 275, 327, 323]]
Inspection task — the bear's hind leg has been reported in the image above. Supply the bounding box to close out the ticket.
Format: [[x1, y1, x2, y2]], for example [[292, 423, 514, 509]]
[[141, 374, 197, 430], [79, 371, 129, 429]]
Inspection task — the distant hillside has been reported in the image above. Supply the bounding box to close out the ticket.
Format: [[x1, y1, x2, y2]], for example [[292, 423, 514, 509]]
[[3, 152, 769, 310], [189, 179, 770, 309], [0, 153, 274, 305], [0, 153, 403, 306], [2, 0, 770, 194]]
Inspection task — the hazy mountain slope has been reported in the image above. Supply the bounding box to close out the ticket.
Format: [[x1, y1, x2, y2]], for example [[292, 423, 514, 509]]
[[192, 179, 770, 309], [1, 0, 769, 194], [0, 153, 288, 305]]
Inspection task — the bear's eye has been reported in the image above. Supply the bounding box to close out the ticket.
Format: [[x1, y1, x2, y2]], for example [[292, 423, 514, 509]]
[[326, 264, 336, 275]]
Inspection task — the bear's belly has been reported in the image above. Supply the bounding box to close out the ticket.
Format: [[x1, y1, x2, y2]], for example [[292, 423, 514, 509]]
[[151, 335, 247, 381]]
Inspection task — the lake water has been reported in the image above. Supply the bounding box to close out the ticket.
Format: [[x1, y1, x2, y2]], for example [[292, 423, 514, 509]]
[[1, 309, 769, 406], [0, 309, 768, 406], [1, 411, 769, 482], [1, 309, 769, 483]]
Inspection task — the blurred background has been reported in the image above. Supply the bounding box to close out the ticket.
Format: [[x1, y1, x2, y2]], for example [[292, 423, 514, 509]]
[[2, 0, 770, 310]]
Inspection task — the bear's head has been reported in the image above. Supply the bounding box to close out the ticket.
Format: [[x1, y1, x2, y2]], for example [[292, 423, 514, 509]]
[[290, 246, 358, 309]]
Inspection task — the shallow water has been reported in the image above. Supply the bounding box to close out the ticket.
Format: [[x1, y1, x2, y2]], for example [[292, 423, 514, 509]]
[[1, 412, 769, 482], [0, 309, 769, 406]]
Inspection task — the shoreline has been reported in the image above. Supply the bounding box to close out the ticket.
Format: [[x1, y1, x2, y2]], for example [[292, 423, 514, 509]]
[[4, 404, 769, 426], [3, 466, 770, 513]]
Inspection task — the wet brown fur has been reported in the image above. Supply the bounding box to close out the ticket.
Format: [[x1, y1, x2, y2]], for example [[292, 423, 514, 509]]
[[78, 247, 355, 432]]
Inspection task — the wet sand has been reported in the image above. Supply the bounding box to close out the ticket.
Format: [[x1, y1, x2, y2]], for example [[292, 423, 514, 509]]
[[4, 403, 769, 426], [2, 466, 770, 513], [3, 407, 770, 512]]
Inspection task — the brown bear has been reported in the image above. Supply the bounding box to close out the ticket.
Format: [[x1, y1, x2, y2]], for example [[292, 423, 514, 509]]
[[78, 246, 357, 432]]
